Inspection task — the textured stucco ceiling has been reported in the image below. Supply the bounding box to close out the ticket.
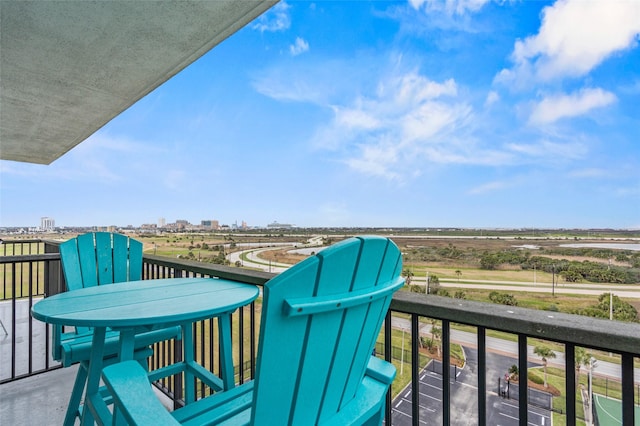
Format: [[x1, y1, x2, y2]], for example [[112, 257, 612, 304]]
[[0, 1, 277, 164]]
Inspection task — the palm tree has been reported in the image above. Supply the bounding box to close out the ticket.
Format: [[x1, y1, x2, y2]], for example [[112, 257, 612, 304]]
[[533, 345, 556, 388], [575, 347, 590, 389], [455, 270, 462, 281], [402, 268, 414, 286], [432, 326, 442, 358]]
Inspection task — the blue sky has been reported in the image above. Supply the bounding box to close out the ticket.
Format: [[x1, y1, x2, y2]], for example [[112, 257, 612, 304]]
[[1, 0, 639, 229]]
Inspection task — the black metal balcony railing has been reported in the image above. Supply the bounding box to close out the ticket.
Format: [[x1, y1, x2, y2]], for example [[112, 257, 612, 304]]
[[1, 239, 639, 425]]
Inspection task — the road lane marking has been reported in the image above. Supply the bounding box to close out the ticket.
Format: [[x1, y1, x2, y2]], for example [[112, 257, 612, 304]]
[[392, 408, 430, 423], [418, 391, 441, 402], [500, 412, 518, 421]]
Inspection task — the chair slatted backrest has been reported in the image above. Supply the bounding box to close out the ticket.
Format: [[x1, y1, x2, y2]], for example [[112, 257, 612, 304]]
[[59, 232, 143, 335], [60, 232, 143, 290], [250, 236, 404, 425]]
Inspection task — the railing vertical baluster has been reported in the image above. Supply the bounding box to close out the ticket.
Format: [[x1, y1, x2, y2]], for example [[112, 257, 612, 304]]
[[11, 261, 17, 379], [518, 334, 528, 425], [384, 310, 393, 425], [192, 321, 198, 399], [477, 326, 486, 426], [622, 352, 634, 425], [2, 253, 6, 300], [209, 317, 215, 388], [174, 329, 184, 409], [238, 305, 245, 385], [250, 300, 256, 380], [198, 320, 205, 397], [228, 312, 234, 384], [28, 261, 33, 374], [565, 344, 576, 426], [442, 319, 451, 425], [411, 314, 419, 426]]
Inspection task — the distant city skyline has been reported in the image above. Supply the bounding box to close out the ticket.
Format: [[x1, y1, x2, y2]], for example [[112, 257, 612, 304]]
[[2, 216, 638, 232], [1, 1, 639, 229]]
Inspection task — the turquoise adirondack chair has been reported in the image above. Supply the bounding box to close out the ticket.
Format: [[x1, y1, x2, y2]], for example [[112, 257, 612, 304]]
[[56, 232, 181, 425], [102, 235, 405, 425]]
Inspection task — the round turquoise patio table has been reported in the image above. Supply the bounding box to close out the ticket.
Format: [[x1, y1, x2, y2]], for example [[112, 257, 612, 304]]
[[32, 277, 259, 426]]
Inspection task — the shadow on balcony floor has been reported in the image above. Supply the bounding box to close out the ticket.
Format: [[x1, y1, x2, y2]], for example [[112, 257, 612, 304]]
[[0, 364, 77, 425]]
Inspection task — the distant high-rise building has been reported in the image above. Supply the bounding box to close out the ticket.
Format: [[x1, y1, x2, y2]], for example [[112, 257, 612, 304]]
[[201, 220, 219, 230], [175, 220, 190, 230], [40, 217, 55, 230], [158, 217, 166, 228]]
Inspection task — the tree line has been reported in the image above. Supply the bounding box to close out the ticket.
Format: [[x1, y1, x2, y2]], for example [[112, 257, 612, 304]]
[[479, 251, 640, 284]]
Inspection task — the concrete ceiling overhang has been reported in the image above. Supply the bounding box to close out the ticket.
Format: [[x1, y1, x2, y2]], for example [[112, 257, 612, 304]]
[[0, 1, 277, 165]]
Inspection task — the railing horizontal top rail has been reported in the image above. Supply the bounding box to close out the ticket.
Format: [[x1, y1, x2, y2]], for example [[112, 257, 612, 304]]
[[391, 291, 640, 355], [143, 255, 274, 286], [0, 253, 60, 263]]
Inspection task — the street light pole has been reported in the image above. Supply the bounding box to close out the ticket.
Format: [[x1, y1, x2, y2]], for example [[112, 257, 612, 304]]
[[610, 291, 614, 320], [588, 357, 596, 426], [401, 328, 405, 375]]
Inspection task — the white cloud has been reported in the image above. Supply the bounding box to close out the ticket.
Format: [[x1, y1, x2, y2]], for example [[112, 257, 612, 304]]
[[529, 88, 617, 124], [333, 106, 380, 130], [389, 73, 458, 103], [499, 0, 640, 83], [409, 0, 491, 15], [401, 100, 464, 142], [311, 70, 478, 179], [289, 37, 309, 56], [251, 1, 291, 32], [252, 59, 356, 104], [506, 139, 588, 160], [484, 90, 499, 107], [345, 142, 402, 180]]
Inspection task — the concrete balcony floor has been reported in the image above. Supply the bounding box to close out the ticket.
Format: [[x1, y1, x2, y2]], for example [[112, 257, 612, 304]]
[[1, 365, 78, 425]]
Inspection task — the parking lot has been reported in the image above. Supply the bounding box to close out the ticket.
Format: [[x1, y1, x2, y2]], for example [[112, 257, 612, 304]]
[[390, 348, 553, 425]]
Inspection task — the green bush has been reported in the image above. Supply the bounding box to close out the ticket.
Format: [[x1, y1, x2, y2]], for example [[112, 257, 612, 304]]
[[488, 291, 518, 306], [420, 337, 434, 351], [454, 290, 466, 299], [528, 371, 544, 385], [410, 284, 426, 293]]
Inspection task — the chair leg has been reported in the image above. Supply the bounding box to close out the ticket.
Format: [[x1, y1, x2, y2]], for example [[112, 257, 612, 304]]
[[63, 361, 89, 426]]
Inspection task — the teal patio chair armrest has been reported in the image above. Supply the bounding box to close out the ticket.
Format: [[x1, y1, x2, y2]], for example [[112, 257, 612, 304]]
[[60, 330, 120, 367], [60, 326, 181, 367], [103, 361, 179, 426], [54, 328, 94, 362], [365, 355, 396, 385], [283, 276, 405, 317]]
